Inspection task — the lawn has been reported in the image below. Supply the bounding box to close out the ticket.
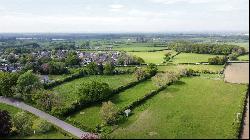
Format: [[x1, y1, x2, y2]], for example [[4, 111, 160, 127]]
[[66, 79, 159, 130], [157, 64, 224, 73], [129, 50, 177, 64], [0, 103, 70, 139], [237, 54, 249, 61], [172, 53, 225, 64], [110, 77, 248, 139], [52, 74, 137, 106]]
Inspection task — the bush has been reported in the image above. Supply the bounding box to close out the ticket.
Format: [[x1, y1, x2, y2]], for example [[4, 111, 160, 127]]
[[86, 62, 99, 75], [146, 63, 158, 76], [32, 119, 54, 134], [12, 112, 33, 136], [133, 68, 148, 81], [0, 110, 12, 137], [208, 56, 228, 65], [103, 62, 115, 75], [100, 101, 118, 125]]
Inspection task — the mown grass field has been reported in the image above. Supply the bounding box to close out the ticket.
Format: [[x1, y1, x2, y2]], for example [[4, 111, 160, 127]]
[[110, 76, 248, 139], [237, 54, 249, 61], [129, 50, 177, 64], [0, 103, 69, 139], [52, 74, 137, 106], [66, 79, 158, 130], [157, 64, 224, 73], [172, 53, 225, 64]]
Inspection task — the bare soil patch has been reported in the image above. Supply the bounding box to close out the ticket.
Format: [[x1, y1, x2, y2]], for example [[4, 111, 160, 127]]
[[224, 63, 249, 84]]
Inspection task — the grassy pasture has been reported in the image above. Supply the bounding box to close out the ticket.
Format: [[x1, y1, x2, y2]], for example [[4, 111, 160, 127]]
[[129, 50, 177, 64], [110, 77, 248, 139], [66, 79, 158, 130], [158, 64, 224, 73], [172, 53, 225, 64], [237, 54, 249, 61], [52, 74, 137, 107]]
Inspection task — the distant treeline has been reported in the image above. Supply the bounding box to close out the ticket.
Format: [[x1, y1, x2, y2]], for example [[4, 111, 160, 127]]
[[169, 41, 246, 55]]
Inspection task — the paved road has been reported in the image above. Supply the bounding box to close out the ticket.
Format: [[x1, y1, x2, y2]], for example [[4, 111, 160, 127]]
[[241, 95, 249, 139], [0, 96, 98, 139]]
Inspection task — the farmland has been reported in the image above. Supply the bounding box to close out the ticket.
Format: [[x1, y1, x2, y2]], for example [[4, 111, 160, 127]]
[[129, 50, 177, 64], [171, 53, 225, 64], [52, 74, 137, 106], [66, 79, 158, 129], [110, 76, 248, 139], [224, 63, 249, 84], [237, 54, 249, 61]]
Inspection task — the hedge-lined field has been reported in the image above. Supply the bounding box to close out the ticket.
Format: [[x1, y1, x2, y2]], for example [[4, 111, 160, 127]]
[[158, 65, 224, 73], [237, 54, 249, 61], [52, 74, 137, 107], [110, 77, 248, 139], [66, 79, 158, 130], [172, 53, 225, 64], [0, 103, 69, 139], [129, 50, 177, 64]]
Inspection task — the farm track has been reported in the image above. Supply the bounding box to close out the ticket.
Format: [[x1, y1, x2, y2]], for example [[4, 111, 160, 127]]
[[0, 96, 98, 139]]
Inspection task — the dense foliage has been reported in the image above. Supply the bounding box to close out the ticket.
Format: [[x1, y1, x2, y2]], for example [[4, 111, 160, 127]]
[[0, 72, 19, 97], [100, 101, 119, 125], [169, 41, 246, 55], [0, 110, 12, 137], [208, 56, 228, 65]]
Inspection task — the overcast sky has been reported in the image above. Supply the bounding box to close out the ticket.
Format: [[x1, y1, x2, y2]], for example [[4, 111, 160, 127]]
[[0, 0, 249, 33]]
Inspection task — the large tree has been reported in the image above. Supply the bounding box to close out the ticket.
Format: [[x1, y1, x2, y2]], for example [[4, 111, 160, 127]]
[[15, 70, 42, 101], [12, 111, 33, 136], [0, 72, 19, 97], [103, 62, 115, 75]]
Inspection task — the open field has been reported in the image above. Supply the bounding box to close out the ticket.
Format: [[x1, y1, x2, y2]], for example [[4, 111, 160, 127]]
[[110, 77, 248, 139], [129, 50, 177, 64], [224, 63, 249, 84], [237, 54, 249, 61], [0, 103, 69, 139], [52, 74, 137, 106], [66, 79, 158, 129], [172, 53, 225, 64], [157, 64, 224, 73], [112, 43, 167, 52]]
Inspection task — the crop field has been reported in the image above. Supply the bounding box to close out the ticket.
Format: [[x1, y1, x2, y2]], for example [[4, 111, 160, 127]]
[[237, 54, 249, 61], [224, 63, 249, 84], [0, 103, 69, 139], [172, 53, 225, 64], [66, 79, 158, 129], [52, 74, 137, 106], [129, 50, 177, 64], [110, 77, 248, 139]]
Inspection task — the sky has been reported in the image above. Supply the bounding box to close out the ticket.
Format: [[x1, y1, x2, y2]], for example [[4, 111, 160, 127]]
[[0, 0, 249, 33]]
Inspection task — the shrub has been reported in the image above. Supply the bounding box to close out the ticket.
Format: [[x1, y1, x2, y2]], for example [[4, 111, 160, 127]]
[[12, 112, 33, 136], [100, 101, 118, 125], [32, 119, 54, 134], [208, 56, 228, 65], [86, 62, 99, 75], [0, 110, 12, 137], [134, 68, 148, 81], [103, 62, 115, 75], [146, 63, 158, 76]]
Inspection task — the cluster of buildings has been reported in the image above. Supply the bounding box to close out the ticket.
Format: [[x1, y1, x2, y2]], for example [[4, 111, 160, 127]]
[[0, 49, 122, 72]]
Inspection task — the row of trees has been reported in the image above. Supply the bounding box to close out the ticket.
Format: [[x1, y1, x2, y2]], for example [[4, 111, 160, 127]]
[[208, 56, 228, 65], [169, 41, 246, 55]]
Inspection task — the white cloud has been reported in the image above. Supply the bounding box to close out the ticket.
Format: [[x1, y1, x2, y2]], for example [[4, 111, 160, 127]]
[[109, 4, 124, 12]]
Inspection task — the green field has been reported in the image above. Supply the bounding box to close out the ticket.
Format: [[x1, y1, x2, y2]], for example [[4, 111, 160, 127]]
[[110, 77, 247, 139], [172, 53, 225, 64], [66, 79, 158, 129], [158, 64, 224, 73], [0, 103, 69, 139], [237, 54, 249, 61], [52, 74, 137, 106], [129, 50, 176, 64]]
